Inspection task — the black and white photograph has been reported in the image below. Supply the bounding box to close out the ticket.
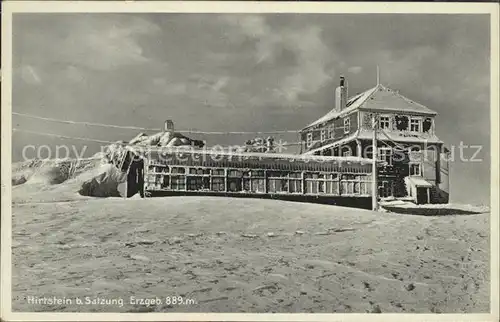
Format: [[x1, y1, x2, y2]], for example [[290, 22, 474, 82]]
[[1, 1, 499, 321]]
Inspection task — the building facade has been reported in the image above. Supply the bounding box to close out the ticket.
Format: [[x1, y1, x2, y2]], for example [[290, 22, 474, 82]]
[[299, 76, 450, 204], [111, 146, 377, 209]]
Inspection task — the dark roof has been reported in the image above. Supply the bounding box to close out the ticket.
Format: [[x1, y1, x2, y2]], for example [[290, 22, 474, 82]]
[[303, 84, 437, 130]]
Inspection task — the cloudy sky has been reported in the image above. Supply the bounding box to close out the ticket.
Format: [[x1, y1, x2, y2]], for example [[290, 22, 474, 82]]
[[11, 13, 490, 204]]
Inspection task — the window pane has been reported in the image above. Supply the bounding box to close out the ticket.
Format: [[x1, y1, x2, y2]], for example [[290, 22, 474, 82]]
[[307, 181, 318, 194], [251, 178, 265, 192], [162, 175, 170, 188], [212, 169, 224, 176], [289, 179, 302, 193], [171, 176, 186, 190], [228, 178, 241, 192], [252, 170, 265, 177], [211, 177, 225, 191], [354, 182, 360, 194], [318, 181, 325, 193], [228, 170, 242, 177], [171, 167, 186, 174], [187, 176, 204, 191], [242, 178, 251, 191]]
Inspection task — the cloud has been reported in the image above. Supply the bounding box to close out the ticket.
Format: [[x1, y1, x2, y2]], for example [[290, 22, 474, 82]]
[[65, 65, 84, 83], [222, 15, 334, 103], [14, 14, 160, 72], [11, 13, 490, 204], [348, 66, 363, 74], [20, 65, 41, 84]]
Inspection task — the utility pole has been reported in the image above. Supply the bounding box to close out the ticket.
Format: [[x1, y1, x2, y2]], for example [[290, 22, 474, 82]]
[[372, 113, 378, 211]]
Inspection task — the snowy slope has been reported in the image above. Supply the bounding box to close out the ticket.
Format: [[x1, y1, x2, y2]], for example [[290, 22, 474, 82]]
[[11, 176, 490, 313]]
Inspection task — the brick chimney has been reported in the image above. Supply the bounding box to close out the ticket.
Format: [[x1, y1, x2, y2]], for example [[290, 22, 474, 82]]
[[335, 75, 349, 112]]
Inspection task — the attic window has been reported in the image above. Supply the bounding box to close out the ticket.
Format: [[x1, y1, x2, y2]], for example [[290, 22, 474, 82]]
[[306, 132, 313, 147], [344, 117, 350, 133], [327, 125, 334, 139], [395, 115, 409, 131], [379, 116, 391, 129], [410, 118, 421, 132], [423, 118, 432, 133]]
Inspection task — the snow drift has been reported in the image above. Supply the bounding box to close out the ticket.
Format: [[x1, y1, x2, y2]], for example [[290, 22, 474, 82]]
[[11, 156, 127, 198], [11, 130, 204, 198], [77, 163, 127, 197]]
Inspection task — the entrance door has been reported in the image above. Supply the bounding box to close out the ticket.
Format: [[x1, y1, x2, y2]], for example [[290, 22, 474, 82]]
[[416, 187, 428, 204]]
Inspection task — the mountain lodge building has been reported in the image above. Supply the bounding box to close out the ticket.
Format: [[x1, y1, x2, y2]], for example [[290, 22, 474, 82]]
[[299, 75, 450, 204]]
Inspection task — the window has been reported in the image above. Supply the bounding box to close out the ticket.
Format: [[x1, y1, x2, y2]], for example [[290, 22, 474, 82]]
[[227, 178, 242, 192], [410, 118, 421, 132], [409, 163, 422, 176], [252, 170, 265, 177], [251, 178, 265, 193], [422, 118, 433, 133], [408, 146, 422, 162], [289, 178, 302, 193], [378, 147, 393, 165], [327, 125, 334, 139], [379, 116, 391, 129], [269, 179, 288, 193], [320, 129, 326, 142], [344, 117, 350, 133], [162, 175, 170, 189], [379, 181, 393, 198], [211, 177, 225, 191], [171, 175, 186, 190], [212, 169, 224, 176], [306, 132, 313, 147], [342, 149, 352, 157], [171, 167, 186, 174], [228, 169, 242, 177], [189, 168, 208, 175], [187, 176, 208, 191]]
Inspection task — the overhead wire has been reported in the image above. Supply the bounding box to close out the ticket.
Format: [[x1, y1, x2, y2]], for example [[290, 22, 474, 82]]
[[12, 112, 301, 135]]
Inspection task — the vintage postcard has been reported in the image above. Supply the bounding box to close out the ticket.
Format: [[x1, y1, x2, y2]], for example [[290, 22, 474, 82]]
[[1, 1, 499, 321]]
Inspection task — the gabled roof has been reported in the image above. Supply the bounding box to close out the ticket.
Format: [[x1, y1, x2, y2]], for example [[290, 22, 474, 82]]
[[302, 84, 437, 131]]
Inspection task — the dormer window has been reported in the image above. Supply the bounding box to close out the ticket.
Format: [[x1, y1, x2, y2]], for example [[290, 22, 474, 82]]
[[306, 132, 313, 147], [379, 115, 391, 129], [344, 117, 350, 134], [320, 129, 326, 142], [410, 117, 421, 132], [327, 125, 334, 139], [423, 117, 433, 133]]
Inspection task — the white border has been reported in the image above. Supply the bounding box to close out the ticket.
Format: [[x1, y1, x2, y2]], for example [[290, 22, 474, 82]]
[[1, 2, 499, 322]]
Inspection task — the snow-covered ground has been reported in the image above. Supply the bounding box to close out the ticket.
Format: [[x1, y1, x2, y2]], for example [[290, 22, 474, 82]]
[[10, 159, 490, 313], [379, 200, 490, 216]]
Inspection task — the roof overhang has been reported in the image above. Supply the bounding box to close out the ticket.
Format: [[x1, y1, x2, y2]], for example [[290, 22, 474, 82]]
[[357, 107, 437, 116]]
